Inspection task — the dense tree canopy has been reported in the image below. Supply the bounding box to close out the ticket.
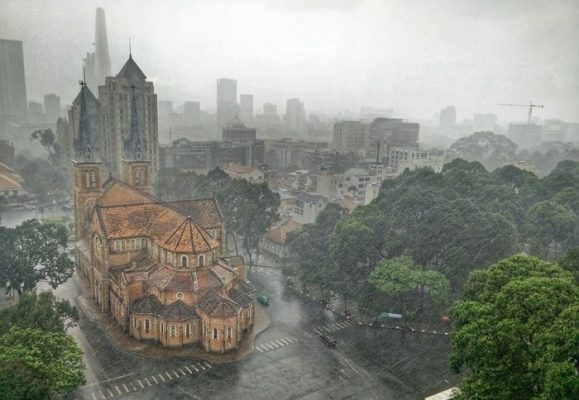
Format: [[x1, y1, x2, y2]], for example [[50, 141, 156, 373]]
[[449, 131, 518, 171], [451, 254, 578, 400], [288, 158, 579, 321], [0, 328, 85, 395], [0, 292, 79, 336], [0, 219, 73, 295]]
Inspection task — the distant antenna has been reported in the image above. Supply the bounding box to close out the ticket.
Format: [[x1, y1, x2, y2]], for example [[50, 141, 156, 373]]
[[129, 37, 132, 57], [376, 140, 380, 164]]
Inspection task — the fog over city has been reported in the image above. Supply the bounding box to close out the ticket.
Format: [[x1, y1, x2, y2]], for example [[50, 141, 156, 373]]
[[1, 2, 579, 400], [1, 0, 578, 121]]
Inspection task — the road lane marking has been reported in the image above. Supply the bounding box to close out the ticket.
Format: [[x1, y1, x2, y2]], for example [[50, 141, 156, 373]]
[[204, 361, 212, 368], [158, 374, 165, 382], [107, 388, 114, 397], [335, 322, 347, 328], [256, 346, 264, 352], [122, 384, 129, 393], [137, 380, 144, 389], [115, 386, 122, 395], [184, 366, 193, 374], [92, 393, 97, 400]]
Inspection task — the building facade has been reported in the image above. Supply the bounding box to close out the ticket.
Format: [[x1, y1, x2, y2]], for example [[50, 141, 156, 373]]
[[0, 39, 27, 125]]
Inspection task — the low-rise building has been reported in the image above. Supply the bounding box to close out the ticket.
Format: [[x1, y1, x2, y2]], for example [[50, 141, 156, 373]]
[[387, 147, 445, 173], [259, 218, 302, 259], [224, 163, 265, 183]]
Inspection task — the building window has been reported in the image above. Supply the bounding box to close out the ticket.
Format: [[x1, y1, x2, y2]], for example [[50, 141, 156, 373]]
[[213, 328, 218, 339], [186, 324, 191, 338], [133, 317, 137, 328], [227, 327, 232, 341], [170, 325, 176, 337], [145, 319, 150, 333], [181, 256, 188, 267], [199, 255, 205, 267], [161, 323, 165, 334]]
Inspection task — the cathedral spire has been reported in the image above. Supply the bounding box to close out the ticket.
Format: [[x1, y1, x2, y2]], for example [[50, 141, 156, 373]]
[[125, 83, 144, 160], [75, 80, 95, 162]]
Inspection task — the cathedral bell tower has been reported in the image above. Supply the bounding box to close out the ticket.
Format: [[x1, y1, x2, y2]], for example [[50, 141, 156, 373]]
[[122, 83, 152, 193], [73, 80, 103, 241]]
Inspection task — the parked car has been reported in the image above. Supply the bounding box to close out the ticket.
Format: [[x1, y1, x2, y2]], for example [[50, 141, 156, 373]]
[[319, 334, 336, 348], [257, 295, 269, 306]]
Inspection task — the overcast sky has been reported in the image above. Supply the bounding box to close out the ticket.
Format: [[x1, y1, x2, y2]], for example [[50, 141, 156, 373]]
[[1, 0, 578, 123]]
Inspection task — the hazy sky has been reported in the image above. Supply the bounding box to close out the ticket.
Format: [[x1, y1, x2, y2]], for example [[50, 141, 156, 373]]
[[1, 0, 578, 123]]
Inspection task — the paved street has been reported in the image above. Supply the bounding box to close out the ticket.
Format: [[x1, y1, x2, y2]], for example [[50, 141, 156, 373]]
[[2, 210, 459, 400]]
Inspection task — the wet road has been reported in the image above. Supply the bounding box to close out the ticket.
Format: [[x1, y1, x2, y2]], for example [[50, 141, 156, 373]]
[[2, 210, 458, 399]]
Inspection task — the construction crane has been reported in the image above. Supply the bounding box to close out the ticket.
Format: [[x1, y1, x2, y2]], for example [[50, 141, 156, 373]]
[[498, 101, 543, 124]]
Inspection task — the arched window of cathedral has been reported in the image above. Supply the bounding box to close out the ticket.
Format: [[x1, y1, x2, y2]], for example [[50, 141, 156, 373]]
[[171, 325, 176, 337], [213, 328, 218, 339], [144, 319, 150, 333], [186, 324, 191, 338], [84, 171, 91, 188], [181, 256, 188, 267], [199, 255, 205, 267]]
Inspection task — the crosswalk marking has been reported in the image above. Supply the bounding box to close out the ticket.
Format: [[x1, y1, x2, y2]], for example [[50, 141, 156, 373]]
[[137, 380, 144, 389], [191, 364, 199, 372], [184, 366, 193, 374], [274, 340, 285, 347], [165, 372, 173, 380], [99, 390, 106, 399], [92, 393, 97, 400], [115, 385, 122, 395], [198, 362, 206, 370], [179, 368, 186, 376], [204, 361, 212, 369], [171, 370, 180, 378], [256, 345, 264, 352], [122, 384, 129, 393], [158, 374, 165, 382], [151, 375, 158, 384], [279, 338, 289, 345], [107, 388, 114, 397]]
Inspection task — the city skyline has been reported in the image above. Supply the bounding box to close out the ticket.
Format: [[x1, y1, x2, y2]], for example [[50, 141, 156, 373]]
[[0, 0, 578, 124]]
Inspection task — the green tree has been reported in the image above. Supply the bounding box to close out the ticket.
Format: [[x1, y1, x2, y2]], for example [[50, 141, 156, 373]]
[[368, 257, 449, 319], [525, 200, 577, 259], [0, 219, 73, 295], [0, 292, 79, 336], [0, 358, 51, 400], [558, 247, 579, 283], [451, 254, 579, 400], [0, 327, 85, 395], [18, 158, 66, 203]]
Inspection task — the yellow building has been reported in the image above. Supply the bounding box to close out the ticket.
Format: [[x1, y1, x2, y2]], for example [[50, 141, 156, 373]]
[[72, 81, 254, 353]]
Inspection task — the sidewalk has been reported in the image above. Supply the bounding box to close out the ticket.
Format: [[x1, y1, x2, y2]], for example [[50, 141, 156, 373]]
[[74, 277, 271, 364]]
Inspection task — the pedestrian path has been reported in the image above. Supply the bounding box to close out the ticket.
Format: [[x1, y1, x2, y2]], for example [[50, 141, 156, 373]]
[[312, 320, 354, 335], [255, 336, 299, 353], [74, 361, 211, 399]]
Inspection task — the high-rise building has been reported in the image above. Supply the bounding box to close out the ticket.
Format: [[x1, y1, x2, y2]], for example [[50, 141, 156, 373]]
[[99, 55, 158, 176], [183, 101, 200, 126], [44, 93, 61, 122], [542, 119, 568, 142], [0, 39, 28, 124], [216, 78, 237, 131], [263, 103, 277, 116], [473, 113, 498, 132], [439, 106, 456, 128], [332, 121, 366, 154], [28, 101, 43, 117], [286, 98, 305, 133], [94, 8, 112, 85], [84, 52, 97, 91], [368, 117, 419, 161], [508, 123, 542, 149], [222, 116, 263, 167], [239, 94, 253, 126]]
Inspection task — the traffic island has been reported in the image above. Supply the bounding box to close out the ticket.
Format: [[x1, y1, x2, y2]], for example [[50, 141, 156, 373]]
[[75, 284, 271, 364]]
